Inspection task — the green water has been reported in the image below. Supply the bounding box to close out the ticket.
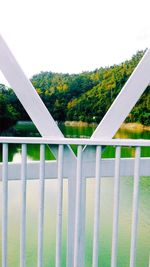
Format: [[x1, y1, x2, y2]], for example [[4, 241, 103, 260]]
[[0, 122, 149, 162], [0, 123, 150, 267]]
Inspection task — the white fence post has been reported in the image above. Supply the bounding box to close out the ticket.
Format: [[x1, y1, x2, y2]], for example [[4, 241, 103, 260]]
[[20, 144, 27, 267], [2, 143, 8, 267], [37, 144, 45, 267], [92, 146, 102, 267], [56, 145, 64, 267], [111, 146, 121, 267], [74, 145, 83, 267], [130, 147, 141, 267]]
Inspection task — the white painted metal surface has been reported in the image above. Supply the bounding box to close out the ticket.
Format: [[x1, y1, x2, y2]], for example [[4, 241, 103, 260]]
[[74, 145, 83, 267], [0, 35, 63, 138], [111, 146, 121, 267], [92, 49, 150, 139], [0, 157, 149, 180], [20, 144, 27, 267], [129, 147, 141, 267], [92, 146, 102, 267], [0, 34, 150, 267], [0, 139, 150, 267], [0, 35, 78, 267], [2, 144, 8, 267], [37, 144, 45, 267], [0, 137, 150, 146], [56, 145, 64, 267], [67, 174, 76, 267], [0, 34, 149, 142]]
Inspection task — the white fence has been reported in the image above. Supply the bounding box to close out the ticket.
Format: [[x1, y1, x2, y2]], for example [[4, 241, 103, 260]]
[[0, 137, 150, 267]]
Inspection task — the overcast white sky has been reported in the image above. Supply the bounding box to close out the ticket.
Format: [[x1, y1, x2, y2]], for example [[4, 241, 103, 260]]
[[1, 0, 150, 85]]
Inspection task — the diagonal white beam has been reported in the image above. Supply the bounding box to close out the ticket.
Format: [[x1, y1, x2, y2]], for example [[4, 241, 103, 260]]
[[0, 34, 63, 138], [1, 33, 149, 141], [0, 34, 76, 267], [91, 49, 150, 139], [0, 34, 149, 267]]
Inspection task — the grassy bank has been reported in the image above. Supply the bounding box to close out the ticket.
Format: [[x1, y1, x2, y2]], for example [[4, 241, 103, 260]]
[[64, 121, 150, 131], [120, 123, 150, 132]]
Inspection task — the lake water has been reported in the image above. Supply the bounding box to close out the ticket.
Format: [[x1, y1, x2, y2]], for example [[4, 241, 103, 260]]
[[0, 123, 150, 267], [0, 122, 150, 162]]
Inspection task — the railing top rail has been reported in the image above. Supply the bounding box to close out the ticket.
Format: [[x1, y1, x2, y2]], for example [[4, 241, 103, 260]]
[[0, 137, 150, 147]]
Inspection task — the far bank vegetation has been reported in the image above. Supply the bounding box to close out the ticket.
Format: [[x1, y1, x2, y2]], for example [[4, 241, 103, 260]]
[[0, 50, 149, 132]]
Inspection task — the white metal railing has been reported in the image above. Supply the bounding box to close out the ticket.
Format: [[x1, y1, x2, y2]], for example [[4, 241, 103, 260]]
[[0, 137, 150, 267]]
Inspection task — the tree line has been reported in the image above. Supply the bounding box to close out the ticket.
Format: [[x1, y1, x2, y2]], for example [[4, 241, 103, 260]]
[[0, 50, 149, 133]]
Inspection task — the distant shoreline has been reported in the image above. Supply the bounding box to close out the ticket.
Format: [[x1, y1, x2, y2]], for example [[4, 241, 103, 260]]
[[64, 121, 150, 131], [64, 121, 97, 127], [119, 122, 150, 131], [16, 120, 150, 131]]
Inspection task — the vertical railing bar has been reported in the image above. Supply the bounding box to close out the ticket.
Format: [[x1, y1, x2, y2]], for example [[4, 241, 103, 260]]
[[55, 145, 64, 267], [67, 170, 76, 267], [129, 146, 141, 267], [74, 145, 83, 267], [20, 144, 27, 267], [92, 146, 102, 267], [2, 143, 8, 267], [80, 175, 86, 267], [111, 146, 121, 267], [37, 144, 45, 267]]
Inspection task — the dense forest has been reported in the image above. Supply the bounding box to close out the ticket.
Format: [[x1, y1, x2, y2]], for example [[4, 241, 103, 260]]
[[0, 50, 150, 133]]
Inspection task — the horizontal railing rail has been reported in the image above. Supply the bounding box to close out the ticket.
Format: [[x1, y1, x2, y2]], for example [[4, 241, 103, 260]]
[[0, 137, 150, 267], [0, 136, 150, 146], [0, 158, 150, 180]]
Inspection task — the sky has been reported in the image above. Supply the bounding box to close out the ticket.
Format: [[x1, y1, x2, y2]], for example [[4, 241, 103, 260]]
[[1, 0, 150, 86]]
